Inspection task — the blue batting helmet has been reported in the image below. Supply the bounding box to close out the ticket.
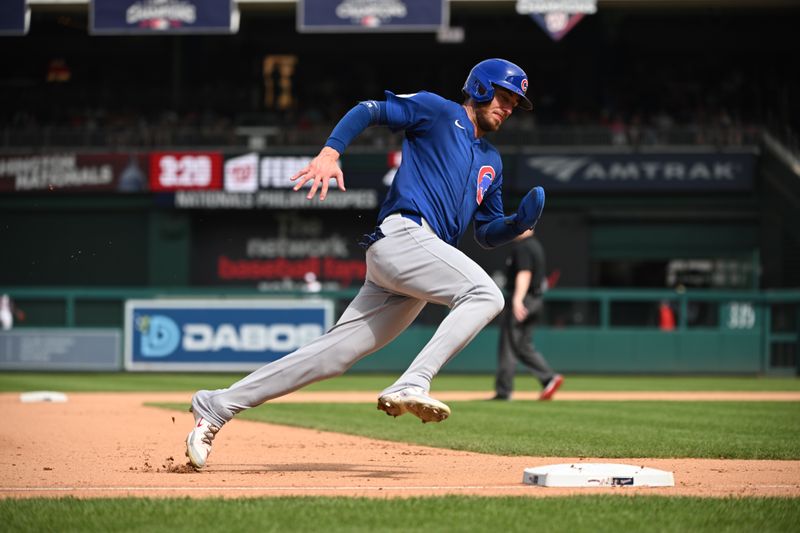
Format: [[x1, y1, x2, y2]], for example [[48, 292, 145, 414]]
[[462, 58, 533, 111]]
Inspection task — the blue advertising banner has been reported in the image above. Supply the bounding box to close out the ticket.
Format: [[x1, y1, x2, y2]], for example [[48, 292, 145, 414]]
[[0, 329, 121, 371], [124, 299, 334, 371], [298, 0, 446, 33], [514, 151, 756, 192], [91, 0, 238, 35], [0, 0, 29, 36]]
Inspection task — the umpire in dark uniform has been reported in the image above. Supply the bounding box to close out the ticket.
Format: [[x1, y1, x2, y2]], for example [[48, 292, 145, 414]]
[[493, 230, 563, 401]]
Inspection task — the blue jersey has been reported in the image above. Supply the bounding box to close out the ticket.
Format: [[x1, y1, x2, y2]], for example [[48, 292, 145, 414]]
[[378, 91, 505, 247]]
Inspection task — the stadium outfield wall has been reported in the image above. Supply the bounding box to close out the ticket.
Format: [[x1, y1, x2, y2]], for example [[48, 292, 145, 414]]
[[1, 286, 798, 375]]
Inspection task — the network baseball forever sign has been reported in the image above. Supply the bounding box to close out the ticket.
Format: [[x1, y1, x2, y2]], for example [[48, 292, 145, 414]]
[[124, 299, 334, 371], [515, 151, 756, 192], [298, 0, 446, 33], [91, 0, 239, 34]]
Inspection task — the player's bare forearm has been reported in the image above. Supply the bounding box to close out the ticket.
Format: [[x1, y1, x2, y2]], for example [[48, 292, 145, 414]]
[[512, 270, 532, 321]]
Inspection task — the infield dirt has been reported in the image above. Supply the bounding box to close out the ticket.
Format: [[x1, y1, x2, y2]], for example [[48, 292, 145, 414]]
[[1, 392, 799, 499]]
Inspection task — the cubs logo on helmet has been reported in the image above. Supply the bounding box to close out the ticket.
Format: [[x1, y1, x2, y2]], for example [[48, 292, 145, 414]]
[[476, 165, 496, 205], [521, 79, 528, 93]]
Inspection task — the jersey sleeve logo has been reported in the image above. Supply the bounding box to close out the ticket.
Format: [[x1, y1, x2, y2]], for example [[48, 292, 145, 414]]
[[476, 165, 496, 205]]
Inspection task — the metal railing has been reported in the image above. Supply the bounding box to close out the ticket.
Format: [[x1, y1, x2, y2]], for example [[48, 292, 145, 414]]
[[0, 124, 764, 151], [3, 286, 797, 375]]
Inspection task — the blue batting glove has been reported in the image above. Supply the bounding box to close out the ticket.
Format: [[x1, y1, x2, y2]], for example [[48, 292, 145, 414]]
[[515, 186, 545, 232]]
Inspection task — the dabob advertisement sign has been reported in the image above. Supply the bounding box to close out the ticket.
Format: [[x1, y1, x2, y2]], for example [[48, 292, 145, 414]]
[[125, 299, 334, 371]]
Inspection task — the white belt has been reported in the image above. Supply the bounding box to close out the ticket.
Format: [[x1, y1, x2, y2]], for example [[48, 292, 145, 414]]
[[384, 212, 436, 235]]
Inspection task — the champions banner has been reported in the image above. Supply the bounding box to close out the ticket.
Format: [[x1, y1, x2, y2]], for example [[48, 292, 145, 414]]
[[91, 0, 239, 35], [516, 0, 596, 42], [0, 0, 29, 36], [298, 0, 446, 33]]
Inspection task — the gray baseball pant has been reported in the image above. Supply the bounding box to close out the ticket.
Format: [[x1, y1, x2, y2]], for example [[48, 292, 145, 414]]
[[495, 297, 555, 398], [193, 214, 505, 427]]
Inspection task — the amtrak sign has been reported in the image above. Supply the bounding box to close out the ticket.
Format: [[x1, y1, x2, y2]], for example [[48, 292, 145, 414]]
[[515, 151, 755, 192]]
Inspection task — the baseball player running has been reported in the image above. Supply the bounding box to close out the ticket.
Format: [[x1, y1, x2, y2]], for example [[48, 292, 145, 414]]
[[186, 59, 546, 468]]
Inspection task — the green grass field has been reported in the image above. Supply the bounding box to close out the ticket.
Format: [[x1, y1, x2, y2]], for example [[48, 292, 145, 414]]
[[3, 373, 799, 532], [2, 372, 799, 392], [1, 496, 798, 533], [151, 400, 799, 459]]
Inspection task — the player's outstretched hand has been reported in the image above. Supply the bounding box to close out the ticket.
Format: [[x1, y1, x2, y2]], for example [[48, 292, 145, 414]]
[[515, 186, 545, 232], [290, 146, 346, 200]]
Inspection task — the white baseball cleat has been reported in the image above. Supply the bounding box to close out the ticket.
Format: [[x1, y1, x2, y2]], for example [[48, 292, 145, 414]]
[[185, 417, 220, 468], [377, 387, 451, 423]]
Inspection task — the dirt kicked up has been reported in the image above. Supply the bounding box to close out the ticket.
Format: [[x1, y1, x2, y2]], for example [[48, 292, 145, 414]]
[[1, 392, 799, 499]]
